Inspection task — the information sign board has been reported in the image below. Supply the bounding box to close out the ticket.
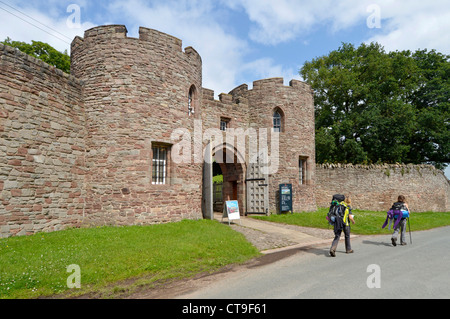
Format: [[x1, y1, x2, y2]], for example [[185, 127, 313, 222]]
[[279, 184, 293, 213], [222, 200, 241, 225]]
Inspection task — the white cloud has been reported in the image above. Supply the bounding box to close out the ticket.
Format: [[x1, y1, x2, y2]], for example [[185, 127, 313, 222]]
[[0, 1, 95, 53], [365, 1, 450, 54], [223, 0, 373, 45], [223, 0, 450, 55]]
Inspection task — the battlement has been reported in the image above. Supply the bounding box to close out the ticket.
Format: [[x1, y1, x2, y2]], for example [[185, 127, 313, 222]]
[[202, 78, 311, 105], [138, 26, 182, 51], [251, 77, 310, 92], [71, 25, 201, 61]]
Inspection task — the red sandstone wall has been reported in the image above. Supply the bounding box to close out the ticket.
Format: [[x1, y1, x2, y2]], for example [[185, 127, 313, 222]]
[[0, 44, 86, 237], [315, 164, 450, 212], [71, 25, 204, 226], [1, 25, 318, 237]]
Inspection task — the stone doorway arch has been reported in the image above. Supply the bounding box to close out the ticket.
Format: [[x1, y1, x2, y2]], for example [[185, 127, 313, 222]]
[[211, 143, 246, 216]]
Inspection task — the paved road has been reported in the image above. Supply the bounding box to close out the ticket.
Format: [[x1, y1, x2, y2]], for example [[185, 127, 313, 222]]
[[178, 226, 450, 299]]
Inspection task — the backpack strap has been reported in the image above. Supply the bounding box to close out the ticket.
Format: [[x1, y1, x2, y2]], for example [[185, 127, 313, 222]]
[[342, 202, 350, 226]]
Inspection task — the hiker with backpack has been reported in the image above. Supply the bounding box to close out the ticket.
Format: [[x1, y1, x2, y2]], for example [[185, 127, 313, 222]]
[[388, 195, 411, 246], [327, 195, 355, 257]]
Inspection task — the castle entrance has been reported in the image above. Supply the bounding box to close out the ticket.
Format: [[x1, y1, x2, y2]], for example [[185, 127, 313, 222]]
[[202, 143, 269, 219], [202, 143, 245, 219], [211, 145, 245, 216]]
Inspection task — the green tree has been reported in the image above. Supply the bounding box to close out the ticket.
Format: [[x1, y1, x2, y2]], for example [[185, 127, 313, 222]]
[[409, 49, 450, 168], [2, 37, 70, 74], [301, 42, 449, 169]]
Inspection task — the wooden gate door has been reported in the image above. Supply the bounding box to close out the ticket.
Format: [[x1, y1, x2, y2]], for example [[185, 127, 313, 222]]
[[245, 152, 269, 215]]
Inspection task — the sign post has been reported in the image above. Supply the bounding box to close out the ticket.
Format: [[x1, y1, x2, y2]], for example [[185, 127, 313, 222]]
[[279, 184, 293, 214], [222, 200, 241, 225]]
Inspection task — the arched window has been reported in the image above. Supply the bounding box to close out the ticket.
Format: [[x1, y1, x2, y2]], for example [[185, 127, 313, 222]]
[[273, 108, 284, 132]]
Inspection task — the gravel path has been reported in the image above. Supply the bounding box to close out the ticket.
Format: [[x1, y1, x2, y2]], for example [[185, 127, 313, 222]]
[[229, 221, 335, 251]]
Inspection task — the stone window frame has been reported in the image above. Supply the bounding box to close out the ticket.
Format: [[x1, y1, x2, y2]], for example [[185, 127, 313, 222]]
[[273, 107, 285, 132], [220, 117, 231, 131], [151, 143, 171, 185], [299, 156, 308, 185]]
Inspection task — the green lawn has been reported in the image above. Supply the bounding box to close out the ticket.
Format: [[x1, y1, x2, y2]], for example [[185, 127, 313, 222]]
[[3, 209, 449, 299], [0, 219, 260, 299], [253, 208, 450, 235]]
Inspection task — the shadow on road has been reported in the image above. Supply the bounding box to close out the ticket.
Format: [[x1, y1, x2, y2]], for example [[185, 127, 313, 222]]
[[362, 239, 393, 247]]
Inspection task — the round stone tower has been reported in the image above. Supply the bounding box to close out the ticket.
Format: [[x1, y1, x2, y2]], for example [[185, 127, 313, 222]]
[[245, 78, 316, 212], [71, 25, 203, 226]]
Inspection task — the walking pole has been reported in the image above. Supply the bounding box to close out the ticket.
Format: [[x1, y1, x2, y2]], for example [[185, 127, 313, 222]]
[[407, 217, 412, 244]]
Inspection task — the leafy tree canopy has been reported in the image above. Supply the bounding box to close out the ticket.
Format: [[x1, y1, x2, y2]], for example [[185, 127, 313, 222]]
[[301, 42, 449, 170], [2, 37, 70, 74]]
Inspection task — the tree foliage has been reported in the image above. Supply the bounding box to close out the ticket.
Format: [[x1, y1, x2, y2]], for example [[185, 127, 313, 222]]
[[2, 37, 70, 74], [301, 42, 449, 169]]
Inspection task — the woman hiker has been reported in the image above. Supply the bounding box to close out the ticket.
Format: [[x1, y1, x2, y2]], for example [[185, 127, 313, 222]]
[[390, 195, 411, 246], [330, 196, 355, 257]]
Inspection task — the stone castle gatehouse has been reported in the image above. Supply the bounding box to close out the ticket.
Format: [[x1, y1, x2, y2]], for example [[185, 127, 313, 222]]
[[0, 25, 316, 237]]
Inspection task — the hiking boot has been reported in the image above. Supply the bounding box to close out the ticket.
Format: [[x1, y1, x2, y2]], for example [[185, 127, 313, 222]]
[[329, 249, 336, 257], [391, 238, 397, 246], [346, 250, 354, 254]]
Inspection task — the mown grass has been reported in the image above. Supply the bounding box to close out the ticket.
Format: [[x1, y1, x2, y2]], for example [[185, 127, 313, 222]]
[[254, 208, 450, 235], [0, 219, 260, 299]]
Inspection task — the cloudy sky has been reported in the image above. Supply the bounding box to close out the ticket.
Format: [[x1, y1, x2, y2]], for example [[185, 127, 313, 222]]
[[1, 0, 449, 92], [1, 0, 449, 174]]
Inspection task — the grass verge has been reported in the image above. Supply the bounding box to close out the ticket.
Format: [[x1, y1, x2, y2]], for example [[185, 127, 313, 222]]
[[253, 208, 450, 235], [0, 219, 260, 299]]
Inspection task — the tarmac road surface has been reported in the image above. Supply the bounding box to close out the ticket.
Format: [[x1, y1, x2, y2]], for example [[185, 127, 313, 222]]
[[178, 226, 450, 299]]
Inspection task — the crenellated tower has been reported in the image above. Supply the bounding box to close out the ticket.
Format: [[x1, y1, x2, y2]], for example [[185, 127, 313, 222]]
[[71, 25, 204, 225]]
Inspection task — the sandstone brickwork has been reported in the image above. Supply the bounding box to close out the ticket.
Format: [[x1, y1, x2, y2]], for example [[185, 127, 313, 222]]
[[0, 25, 316, 237], [70, 26, 204, 227], [316, 163, 450, 212], [0, 43, 86, 236], [202, 78, 316, 214]]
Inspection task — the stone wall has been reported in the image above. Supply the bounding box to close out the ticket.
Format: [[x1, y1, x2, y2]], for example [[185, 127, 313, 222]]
[[0, 24, 316, 238], [315, 163, 450, 212], [0, 43, 86, 237]]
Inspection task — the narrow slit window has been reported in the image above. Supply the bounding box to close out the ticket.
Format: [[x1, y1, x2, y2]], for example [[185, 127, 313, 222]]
[[299, 157, 307, 185], [188, 85, 196, 116]]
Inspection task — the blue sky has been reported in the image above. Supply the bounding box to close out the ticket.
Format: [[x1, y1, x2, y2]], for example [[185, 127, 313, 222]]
[[1, 0, 449, 176]]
